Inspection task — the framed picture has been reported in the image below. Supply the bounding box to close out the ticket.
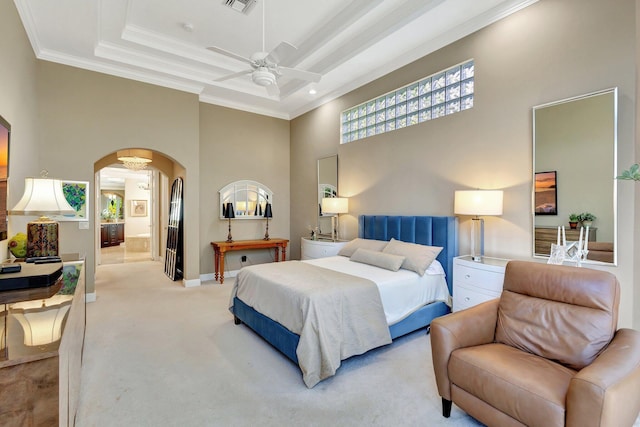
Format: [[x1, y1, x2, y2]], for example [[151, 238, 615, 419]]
[[131, 200, 147, 217], [534, 171, 557, 215], [55, 180, 89, 221], [0, 115, 10, 240]]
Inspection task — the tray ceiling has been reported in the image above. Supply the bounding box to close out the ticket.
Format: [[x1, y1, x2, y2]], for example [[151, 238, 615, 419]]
[[14, 0, 537, 119]]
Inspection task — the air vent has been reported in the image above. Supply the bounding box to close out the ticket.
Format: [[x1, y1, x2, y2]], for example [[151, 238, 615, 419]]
[[223, 0, 257, 14]]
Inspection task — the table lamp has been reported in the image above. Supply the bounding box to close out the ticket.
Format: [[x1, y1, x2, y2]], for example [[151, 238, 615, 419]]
[[263, 202, 273, 240], [9, 174, 75, 258], [454, 190, 503, 262], [321, 197, 348, 241], [224, 202, 235, 243]]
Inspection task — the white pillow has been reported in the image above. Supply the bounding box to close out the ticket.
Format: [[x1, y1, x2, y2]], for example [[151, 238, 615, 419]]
[[349, 248, 405, 272], [337, 238, 389, 257], [382, 238, 443, 276]]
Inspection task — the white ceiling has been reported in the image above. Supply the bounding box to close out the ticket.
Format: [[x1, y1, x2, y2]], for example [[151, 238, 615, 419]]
[[14, 0, 536, 120]]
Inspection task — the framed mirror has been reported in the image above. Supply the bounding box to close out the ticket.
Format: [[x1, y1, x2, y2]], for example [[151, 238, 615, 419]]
[[317, 155, 338, 237], [533, 88, 617, 265]]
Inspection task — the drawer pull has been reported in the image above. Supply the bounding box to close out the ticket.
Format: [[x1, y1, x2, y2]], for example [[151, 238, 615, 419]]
[[465, 274, 471, 279], [465, 297, 470, 301]]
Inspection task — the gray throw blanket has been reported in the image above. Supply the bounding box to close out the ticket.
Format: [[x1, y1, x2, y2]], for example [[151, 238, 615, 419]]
[[230, 261, 392, 388]]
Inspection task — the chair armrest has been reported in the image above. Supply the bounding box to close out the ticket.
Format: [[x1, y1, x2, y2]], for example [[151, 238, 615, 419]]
[[567, 328, 640, 427], [430, 298, 499, 400]]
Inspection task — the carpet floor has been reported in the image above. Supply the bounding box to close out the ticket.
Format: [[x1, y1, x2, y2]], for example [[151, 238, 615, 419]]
[[75, 261, 638, 427]]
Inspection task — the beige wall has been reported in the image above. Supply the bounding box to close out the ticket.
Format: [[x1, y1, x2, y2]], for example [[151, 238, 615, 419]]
[[0, 0, 40, 262], [35, 61, 201, 293], [199, 104, 290, 274], [291, 0, 638, 328]]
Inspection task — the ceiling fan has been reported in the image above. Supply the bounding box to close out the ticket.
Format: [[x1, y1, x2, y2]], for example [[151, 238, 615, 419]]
[[207, 0, 321, 96]]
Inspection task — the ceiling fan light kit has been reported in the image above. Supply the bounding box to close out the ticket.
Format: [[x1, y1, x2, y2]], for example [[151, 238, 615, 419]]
[[208, 0, 321, 97], [252, 68, 276, 87]]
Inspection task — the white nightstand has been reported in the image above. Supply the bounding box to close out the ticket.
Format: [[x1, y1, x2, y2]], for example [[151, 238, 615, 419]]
[[453, 255, 509, 312], [301, 237, 348, 260]]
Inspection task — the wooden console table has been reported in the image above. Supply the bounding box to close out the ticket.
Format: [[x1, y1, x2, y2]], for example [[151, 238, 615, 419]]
[[211, 238, 289, 284]]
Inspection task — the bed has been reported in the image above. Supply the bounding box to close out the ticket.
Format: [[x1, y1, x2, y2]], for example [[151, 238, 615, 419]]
[[229, 215, 458, 387]]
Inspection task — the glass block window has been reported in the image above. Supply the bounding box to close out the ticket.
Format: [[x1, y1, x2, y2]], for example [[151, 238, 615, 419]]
[[340, 59, 474, 144]]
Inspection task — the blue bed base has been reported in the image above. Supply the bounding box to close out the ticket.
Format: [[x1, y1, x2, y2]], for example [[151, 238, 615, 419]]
[[232, 215, 459, 365]]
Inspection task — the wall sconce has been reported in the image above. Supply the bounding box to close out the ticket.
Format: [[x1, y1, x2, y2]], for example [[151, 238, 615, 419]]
[[9, 172, 75, 258], [223, 202, 235, 243], [263, 202, 273, 240], [454, 190, 503, 262], [321, 197, 349, 241]]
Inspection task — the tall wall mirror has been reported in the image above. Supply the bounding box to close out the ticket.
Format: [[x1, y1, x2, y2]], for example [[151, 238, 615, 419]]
[[533, 88, 617, 265], [317, 155, 338, 237]]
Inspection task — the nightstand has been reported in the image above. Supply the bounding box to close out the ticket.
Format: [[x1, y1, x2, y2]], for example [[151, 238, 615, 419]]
[[300, 237, 348, 260], [453, 255, 509, 312]]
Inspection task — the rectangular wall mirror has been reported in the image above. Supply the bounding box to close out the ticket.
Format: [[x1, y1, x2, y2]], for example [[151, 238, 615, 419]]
[[317, 155, 337, 237], [533, 88, 617, 265]]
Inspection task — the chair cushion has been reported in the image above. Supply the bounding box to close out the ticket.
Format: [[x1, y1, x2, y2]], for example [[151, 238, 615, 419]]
[[496, 261, 619, 370], [449, 343, 576, 427]]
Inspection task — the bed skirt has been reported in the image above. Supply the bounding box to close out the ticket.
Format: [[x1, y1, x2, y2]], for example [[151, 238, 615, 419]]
[[233, 296, 450, 365]]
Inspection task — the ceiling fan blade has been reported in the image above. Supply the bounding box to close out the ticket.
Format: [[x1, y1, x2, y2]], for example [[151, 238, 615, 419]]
[[266, 41, 297, 65], [207, 46, 253, 65], [266, 83, 280, 96], [215, 69, 253, 82], [277, 66, 321, 83]]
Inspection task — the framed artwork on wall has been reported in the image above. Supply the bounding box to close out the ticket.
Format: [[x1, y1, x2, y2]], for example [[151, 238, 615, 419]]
[[131, 200, 147, 217], [534, 171, 557, 215], [55, 180, 89, 221], [0, 115, 9, 241]]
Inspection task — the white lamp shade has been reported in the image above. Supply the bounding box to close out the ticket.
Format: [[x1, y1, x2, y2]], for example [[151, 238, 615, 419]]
[[10, 178, 75, 216], [321, 197, 348, 214], [454, 190, 503, 216]]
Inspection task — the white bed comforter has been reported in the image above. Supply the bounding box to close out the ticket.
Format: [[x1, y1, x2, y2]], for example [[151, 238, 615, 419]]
[[303, 256, 450, 325], [231, 260, 392, 388]]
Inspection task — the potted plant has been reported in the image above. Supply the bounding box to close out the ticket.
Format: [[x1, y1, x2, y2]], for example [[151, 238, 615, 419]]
[[569, 213, 579, 229], [577, 212, 596, 227]]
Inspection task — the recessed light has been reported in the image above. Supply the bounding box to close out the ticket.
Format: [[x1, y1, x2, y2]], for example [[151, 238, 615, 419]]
[[182, 23, 195, 32], [309, 88, 317, 95]]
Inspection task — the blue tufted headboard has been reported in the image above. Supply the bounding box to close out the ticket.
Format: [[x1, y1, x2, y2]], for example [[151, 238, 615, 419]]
[[358, 215, 459, 293]]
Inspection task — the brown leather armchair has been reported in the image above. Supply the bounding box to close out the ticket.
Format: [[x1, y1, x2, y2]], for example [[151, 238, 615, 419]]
[[431, 261, 640, 427]]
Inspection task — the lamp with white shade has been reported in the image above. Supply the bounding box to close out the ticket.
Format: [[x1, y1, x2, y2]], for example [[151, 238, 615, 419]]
[[321, 197, 348, 241], [454, 190, 503, 262], [9, 173, 75, 258]]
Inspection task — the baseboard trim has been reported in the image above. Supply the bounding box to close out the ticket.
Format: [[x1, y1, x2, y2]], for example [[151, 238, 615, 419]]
[[182, 278, 201, 287], [200, 270, 239, 284], [86, 292, 97, 303]]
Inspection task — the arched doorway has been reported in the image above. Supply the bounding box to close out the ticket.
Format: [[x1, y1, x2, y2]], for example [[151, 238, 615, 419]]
[[94, 149, 183, 271]]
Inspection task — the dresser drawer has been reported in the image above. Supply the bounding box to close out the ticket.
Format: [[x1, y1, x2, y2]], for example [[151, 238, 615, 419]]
[[455, 263, 504, 294], [453, 282, 501, 312]]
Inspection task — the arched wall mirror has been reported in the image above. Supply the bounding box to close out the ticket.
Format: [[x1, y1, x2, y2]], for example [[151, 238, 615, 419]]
[[317, 155, 338, 237], [533, 88, 617, 265]]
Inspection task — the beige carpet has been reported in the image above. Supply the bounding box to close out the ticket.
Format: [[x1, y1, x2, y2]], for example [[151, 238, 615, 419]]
[[75, 261, 639, 427]]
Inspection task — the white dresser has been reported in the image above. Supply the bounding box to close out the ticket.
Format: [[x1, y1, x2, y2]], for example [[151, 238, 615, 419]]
[[453, 255, 509, 312], [301, 237, 348, 260]]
